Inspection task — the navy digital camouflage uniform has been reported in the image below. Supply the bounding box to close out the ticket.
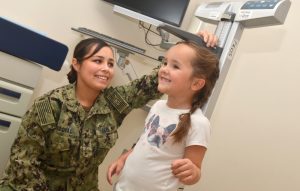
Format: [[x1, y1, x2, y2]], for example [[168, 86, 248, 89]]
[[0, 69, 162, 191]]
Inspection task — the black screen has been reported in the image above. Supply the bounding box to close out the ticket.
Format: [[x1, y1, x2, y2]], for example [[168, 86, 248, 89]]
[[103, 0, 190, 27]]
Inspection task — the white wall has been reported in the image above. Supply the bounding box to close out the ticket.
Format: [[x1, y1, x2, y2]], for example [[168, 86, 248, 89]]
[[186, 1, 300, 191], [1, 0, 299, 191]]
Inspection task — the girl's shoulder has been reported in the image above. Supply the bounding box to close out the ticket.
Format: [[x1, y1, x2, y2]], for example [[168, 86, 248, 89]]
[[149, 99, 167, 111], [152, 99, 166, 106], [191, 108, 210, 127]]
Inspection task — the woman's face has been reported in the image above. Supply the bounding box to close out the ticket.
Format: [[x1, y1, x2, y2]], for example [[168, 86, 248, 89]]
[[73, 45, 115, 92]]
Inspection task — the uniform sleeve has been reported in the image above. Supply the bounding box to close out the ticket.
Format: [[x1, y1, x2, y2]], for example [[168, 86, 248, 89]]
[[114, 66, 163, 111], [0, 103, 49, 191]]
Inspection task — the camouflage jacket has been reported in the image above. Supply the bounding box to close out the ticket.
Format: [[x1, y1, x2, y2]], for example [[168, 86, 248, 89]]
[[0, 70, 162, 191]]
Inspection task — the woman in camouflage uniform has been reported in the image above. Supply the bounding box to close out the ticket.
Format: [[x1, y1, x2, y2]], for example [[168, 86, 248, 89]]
[[0, 32, 217, 191]]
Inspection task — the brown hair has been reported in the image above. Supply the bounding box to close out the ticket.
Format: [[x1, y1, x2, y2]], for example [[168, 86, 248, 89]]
[[67, 38, 112, 83], [172, 41, 220, 143]]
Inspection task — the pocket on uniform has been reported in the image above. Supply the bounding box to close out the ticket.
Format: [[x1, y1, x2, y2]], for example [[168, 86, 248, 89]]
[[45, 131, 79, 167], [48, 131, 78, 152], [95, 127, 118, 149]]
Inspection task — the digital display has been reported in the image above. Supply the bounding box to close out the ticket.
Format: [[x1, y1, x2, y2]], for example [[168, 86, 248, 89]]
[[103, 0, 190, 27]]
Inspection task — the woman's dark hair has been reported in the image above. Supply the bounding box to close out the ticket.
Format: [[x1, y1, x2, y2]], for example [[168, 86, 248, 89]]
[[67, 38, 112, 83], [172, 41, 220, 143]]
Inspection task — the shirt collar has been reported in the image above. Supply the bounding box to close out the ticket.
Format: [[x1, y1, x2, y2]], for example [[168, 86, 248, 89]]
[[59, 83, 111, 115]]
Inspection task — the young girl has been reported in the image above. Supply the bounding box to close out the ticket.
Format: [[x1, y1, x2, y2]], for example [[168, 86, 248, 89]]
[[107, 41, 220, 191]]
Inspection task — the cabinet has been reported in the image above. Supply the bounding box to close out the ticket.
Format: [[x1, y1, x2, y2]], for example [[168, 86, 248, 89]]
[[0, 17, 68, 176], [0, 51, 42, 175]]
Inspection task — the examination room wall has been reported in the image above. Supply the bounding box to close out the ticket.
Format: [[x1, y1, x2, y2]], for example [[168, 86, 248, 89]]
[[1, 0, 299, 191]]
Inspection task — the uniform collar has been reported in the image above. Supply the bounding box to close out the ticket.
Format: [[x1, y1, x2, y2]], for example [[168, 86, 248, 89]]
[[60, 83, 111, 114], [90, 94, 111, 115], [61, 83, 79, 112]]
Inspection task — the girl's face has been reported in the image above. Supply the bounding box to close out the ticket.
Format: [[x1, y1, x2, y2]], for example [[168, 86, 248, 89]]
[[158, 44, 202, 97], [73, 46, 115, 92]]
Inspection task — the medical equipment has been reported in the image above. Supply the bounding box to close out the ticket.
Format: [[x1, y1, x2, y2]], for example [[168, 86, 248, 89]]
[[0, 17, 68, 175], [72, 0, 291, 118], [158, 0, 291, 119], [103, 0, 190, 27]]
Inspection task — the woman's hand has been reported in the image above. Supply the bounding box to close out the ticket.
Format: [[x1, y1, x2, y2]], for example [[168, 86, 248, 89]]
[[197, 30, 218, 47], [106, 149, 133, 185]]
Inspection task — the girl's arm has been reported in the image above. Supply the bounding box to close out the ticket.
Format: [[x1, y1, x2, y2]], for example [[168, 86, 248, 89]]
[[171, 145, 207, 185]]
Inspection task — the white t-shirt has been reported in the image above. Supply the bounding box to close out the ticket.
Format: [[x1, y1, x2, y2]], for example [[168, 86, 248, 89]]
[[115, 100, 210, 191]]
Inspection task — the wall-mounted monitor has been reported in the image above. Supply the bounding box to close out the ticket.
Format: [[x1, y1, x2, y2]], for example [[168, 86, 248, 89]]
[[103, 0, 190, 27]]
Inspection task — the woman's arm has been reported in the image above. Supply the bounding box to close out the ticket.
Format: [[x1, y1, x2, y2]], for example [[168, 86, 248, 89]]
[[0, 102, 49, 190]]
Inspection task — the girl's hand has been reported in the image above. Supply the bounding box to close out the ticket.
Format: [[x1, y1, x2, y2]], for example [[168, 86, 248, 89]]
[[171, 158, 201, 185]]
